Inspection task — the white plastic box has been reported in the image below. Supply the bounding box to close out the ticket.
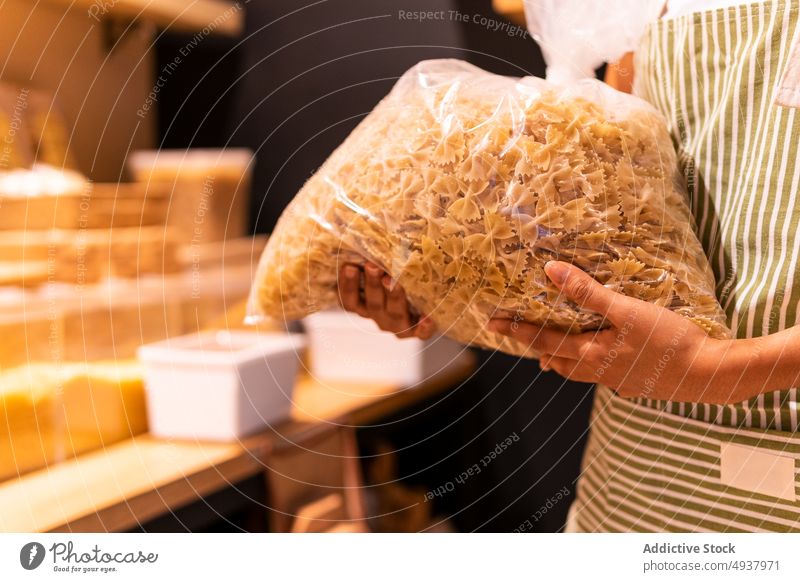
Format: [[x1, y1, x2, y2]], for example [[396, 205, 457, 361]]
[[303, 310, 464, 385], [138, 331, 305, 441]]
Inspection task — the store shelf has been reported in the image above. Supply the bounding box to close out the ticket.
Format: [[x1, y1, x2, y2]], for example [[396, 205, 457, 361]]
[[45, 0, 245, 37], [0, 437, 264, 533], [0, 354, 474, 532]]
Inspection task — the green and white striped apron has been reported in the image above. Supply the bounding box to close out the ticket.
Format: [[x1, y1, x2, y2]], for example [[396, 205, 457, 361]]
[[569, 0, 800, 532]]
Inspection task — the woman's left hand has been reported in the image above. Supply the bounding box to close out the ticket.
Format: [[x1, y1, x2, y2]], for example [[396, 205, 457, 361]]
[[488, 261, 746, 405]]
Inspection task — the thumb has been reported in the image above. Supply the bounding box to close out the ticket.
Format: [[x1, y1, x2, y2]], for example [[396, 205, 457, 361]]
[[544, 261, 635, 323]]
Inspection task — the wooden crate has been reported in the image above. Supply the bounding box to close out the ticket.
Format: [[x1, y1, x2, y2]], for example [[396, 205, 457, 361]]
[[0, 226, 181, 283], [62, 302, 182, 361], [177, 234, 266, 270], [0, 234, 264, 369], [0, 261, 49, 287], [128, 149, 253, 246], [0, 310, 62, 370], [0, 181, 169, 231], [83, 182, 169, 229]]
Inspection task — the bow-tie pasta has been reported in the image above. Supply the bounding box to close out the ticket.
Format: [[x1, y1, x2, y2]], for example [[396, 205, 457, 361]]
[[249, 60, 731, 356]]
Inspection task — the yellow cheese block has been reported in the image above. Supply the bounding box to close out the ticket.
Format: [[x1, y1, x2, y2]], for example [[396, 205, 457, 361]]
[[0, 365, 63, 481], [59, 360, 148, 458], [0, 360, 148, 482]]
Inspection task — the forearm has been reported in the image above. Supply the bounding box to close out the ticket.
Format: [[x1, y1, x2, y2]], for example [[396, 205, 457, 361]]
[[716, 326, 800, 401]]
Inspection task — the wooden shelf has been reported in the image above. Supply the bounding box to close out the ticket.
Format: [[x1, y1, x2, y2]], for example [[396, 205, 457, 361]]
[[45, 0, 245, 37], [0, 354, 474, 532]]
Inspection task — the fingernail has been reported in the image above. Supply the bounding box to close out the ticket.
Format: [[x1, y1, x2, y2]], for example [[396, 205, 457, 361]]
[[545, 261, 568, 285], [366, 264, 381, 276], [382, 276, 392, 289], [345, 266, 358, 279]]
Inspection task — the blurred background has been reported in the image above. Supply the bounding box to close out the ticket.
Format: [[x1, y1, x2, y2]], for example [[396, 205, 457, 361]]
[[0, 0, 594, 533]]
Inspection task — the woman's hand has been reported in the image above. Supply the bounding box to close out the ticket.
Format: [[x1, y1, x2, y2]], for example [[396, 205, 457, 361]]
[[488, 261, 752, 405], [338, 262, 436, 340]]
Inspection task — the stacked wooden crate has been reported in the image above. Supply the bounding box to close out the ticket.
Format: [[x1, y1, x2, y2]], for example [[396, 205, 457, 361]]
[[0, 180, 180, 286]]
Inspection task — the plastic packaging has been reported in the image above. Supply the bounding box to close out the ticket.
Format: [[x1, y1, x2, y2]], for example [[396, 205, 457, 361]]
[[524, 0, 663, 84], [248, 5, 731, 356]]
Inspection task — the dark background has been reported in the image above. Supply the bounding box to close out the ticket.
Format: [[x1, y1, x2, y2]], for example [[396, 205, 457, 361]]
[[152, 0, 594, 532]]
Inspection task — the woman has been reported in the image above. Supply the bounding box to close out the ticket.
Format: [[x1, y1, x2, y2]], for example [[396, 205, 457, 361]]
[[339, 0, 800, 531]]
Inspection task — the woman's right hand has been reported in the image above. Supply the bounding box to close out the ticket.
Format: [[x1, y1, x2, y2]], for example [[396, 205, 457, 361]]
[[338, 262, 436, 340]]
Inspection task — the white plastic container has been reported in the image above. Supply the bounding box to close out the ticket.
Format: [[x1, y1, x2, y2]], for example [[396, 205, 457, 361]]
[[137, 331, 305, 441], [303, 310, 464, 385]]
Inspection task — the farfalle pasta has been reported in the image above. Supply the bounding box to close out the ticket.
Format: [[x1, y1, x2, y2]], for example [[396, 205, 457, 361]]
[[248, 60, 731, 356]]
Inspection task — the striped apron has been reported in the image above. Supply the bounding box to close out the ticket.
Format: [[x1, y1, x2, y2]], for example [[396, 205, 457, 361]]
[[568, 0, 800, 532]]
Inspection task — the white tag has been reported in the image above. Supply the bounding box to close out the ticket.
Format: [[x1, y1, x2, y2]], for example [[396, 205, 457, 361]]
[[720, 443, 797, 501], [775, 32, 800, 108]]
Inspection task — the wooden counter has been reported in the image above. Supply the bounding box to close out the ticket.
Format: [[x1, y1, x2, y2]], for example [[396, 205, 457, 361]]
[[0, 355, 474, 533]]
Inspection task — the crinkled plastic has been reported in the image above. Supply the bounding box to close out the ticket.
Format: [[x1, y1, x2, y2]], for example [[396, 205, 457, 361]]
[[247, 57, 731, 356], [524, 0, 664, 84]]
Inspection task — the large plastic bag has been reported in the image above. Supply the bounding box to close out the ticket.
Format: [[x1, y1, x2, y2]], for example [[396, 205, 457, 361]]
[[524, 0, 664, 83], [248, 6, 731, 356]]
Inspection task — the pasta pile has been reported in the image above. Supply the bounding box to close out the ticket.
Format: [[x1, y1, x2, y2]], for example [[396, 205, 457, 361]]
[[250, 60, 730, 356]]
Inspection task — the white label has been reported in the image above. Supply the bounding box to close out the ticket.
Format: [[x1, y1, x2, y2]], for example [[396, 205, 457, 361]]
[[720, 442, 797, 501]]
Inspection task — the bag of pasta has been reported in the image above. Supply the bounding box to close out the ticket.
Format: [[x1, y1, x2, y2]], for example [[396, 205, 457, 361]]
[[248, 2, 731, 356]]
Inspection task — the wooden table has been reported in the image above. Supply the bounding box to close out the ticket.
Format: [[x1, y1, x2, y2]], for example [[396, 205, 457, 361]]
[[0, 355, 474, 533]]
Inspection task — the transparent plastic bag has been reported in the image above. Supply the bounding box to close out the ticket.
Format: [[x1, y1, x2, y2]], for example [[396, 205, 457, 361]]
[[248, 5, 731, 356], [523, 0, 664, 83]]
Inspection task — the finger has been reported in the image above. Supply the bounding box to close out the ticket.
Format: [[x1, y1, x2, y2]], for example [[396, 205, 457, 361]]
[[543, 355, 598, 384], [488, 318, 592, 359], [544, 261, 638, 325], [339, 264, 367, 316], [383, 276, 412, 326], [363, 263, 387, 316], [414, 316, 436, 340]]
